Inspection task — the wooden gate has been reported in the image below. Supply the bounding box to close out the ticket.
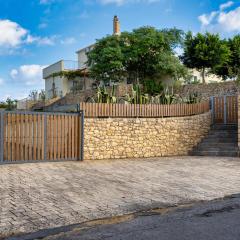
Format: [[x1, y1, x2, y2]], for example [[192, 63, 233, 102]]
[[0, 111, 84, 163], [211, 95, 238, 124]]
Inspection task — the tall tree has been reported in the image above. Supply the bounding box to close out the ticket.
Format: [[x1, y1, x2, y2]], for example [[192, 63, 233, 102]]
[[229, 35, 240, 80], [215, 35, 240, 80], [88, 26, 187, 86], [87, 35, 125, 84], [120, 27, 185, 83], [181, 32, 230, 83]]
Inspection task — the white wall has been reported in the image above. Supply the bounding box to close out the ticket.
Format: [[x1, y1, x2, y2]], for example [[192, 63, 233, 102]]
[[45, 76, 69, 99], [189, 69, 222, 83], [43, 61, 64, 79], [77, 45, 94, 69]]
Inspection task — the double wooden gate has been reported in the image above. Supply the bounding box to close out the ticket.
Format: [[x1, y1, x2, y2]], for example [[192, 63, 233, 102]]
[[211, 95, 238, 124], [0, 111, 84, 163]]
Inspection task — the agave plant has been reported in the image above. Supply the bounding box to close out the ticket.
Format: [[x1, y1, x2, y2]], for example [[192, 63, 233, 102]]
[[96, 85, 118, 103], [185, 92, 201, 104]]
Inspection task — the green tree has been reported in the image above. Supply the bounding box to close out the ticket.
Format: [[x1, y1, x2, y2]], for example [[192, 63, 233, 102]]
[[120, 27, 186, 83], [87, 26, 187, 87], [214, 35, 240, 80], [6, 98, 17, 110], [87, 35, 125, 84], [181, 32, 230, 83]]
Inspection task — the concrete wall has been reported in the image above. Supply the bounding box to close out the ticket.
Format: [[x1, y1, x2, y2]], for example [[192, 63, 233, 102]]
[[84, 112, 211, 160], [188, 69, 223, 84], [43, 61, 64, 79], [45, 76, 69, 99], [77, 45, 94, 69]]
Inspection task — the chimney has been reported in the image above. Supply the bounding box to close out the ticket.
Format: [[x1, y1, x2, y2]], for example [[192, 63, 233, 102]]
[[113, 15, 120, 35]]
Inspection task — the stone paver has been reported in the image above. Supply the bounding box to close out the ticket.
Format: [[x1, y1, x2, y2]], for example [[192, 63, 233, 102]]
[[0, 156, 240, 237]]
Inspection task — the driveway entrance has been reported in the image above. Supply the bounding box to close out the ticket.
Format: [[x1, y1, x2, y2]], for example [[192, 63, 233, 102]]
[[1, 157, 240, 238]]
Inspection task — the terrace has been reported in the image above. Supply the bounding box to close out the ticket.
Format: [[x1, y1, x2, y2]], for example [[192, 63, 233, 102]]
[[42, 60, 79, 79]]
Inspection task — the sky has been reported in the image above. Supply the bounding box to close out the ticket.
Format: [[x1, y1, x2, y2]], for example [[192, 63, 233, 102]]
[[0, 0, 240, 101]]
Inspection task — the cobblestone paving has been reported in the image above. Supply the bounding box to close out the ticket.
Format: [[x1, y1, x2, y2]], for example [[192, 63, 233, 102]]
[[1, 156, 240, 237]]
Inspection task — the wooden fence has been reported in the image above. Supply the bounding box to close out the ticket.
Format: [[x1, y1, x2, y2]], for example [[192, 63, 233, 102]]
[[79, 101, 210, 118], [0, 111, 84, 163]]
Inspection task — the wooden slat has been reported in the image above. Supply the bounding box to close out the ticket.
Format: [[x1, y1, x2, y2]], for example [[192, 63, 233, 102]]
[[37, 114, 41, 160], [61, 115, 65, 160], [42, 115, 45, 160], [65, 115, 68, 159], [23, 114, 28, 161], [33, 114, 37, 160], [48, 115, 52, 160], [68, 115, 71, 159], [28, 115, 32, 160], [20, 114, 24, 161], [71, 115, 75, 159], [15, 114, 20, 161], [53, 115, 57, 160]]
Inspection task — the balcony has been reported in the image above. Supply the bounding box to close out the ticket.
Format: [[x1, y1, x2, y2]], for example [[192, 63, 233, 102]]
[[43, 60, 79, 79]]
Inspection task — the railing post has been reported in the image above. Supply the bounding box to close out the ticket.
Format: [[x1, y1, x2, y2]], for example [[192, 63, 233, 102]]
[[44, 114, 47, 160], [79, 110, 84, 161], [224, 95, 227, 125], [0, 111, 4, 163]]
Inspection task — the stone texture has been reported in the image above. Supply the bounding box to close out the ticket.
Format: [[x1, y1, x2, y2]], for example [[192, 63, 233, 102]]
[[44, 84, 133, 112], [1, 157, 240, 237], [84, 112, 211, 160], [175, 81, 239, 100]]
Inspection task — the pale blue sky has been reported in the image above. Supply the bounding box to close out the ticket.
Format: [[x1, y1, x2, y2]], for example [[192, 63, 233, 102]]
[[0, 0, 239, 100]]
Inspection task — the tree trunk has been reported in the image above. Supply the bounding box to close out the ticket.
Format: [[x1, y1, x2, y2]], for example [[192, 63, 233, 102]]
[[202, 68, 206, 84]]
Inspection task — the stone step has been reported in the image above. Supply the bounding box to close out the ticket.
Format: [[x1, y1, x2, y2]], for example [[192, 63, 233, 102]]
[[201, 137, 237, 142], [194, 146, 238, 152], [190, 124, 238, 157], [211, 124, 237, 130], [191, 150, 238, 157], [208, 130, 237, 135], [196, 142, 238, 148], [206, 135, 237, 140]]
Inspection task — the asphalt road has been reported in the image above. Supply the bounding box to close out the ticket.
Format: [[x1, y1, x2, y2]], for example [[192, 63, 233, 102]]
[[8, 194, 240, 240]]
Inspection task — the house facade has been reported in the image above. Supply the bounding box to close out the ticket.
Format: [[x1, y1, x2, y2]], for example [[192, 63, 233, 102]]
[[43, 16, 121, 100]]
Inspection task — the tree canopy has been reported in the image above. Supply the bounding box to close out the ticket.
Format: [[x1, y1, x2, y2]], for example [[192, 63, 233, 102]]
[[214, 35, 240, 81], [181, 32, 230, 83], [87, 27, 187, 87]]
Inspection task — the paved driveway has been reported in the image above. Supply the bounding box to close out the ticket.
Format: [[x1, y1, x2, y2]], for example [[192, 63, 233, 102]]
[[1, 157, 240, 238]]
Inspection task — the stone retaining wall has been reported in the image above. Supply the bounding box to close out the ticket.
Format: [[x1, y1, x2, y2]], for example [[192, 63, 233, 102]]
[[175, 81, 239, 100], [84, 112, 211, 160]]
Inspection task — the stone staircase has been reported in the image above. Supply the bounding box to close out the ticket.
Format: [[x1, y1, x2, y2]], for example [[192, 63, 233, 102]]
[[191, 124, 239, 157]]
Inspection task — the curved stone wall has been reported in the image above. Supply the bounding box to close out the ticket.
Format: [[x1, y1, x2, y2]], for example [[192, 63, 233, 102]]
[[84, 112, 211, 160]]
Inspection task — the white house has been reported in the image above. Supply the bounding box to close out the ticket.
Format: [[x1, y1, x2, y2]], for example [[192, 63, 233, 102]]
[[43, 16, 121, 100]]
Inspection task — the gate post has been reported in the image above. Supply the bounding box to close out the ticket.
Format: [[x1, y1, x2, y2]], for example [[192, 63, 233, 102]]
[[224, 95, 227, 124], [0, 111, 4, 163], [79, 110, 84, 161]]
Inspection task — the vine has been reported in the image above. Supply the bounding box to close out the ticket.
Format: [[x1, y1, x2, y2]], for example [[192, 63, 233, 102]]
[[49, 69, 88, 80]]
